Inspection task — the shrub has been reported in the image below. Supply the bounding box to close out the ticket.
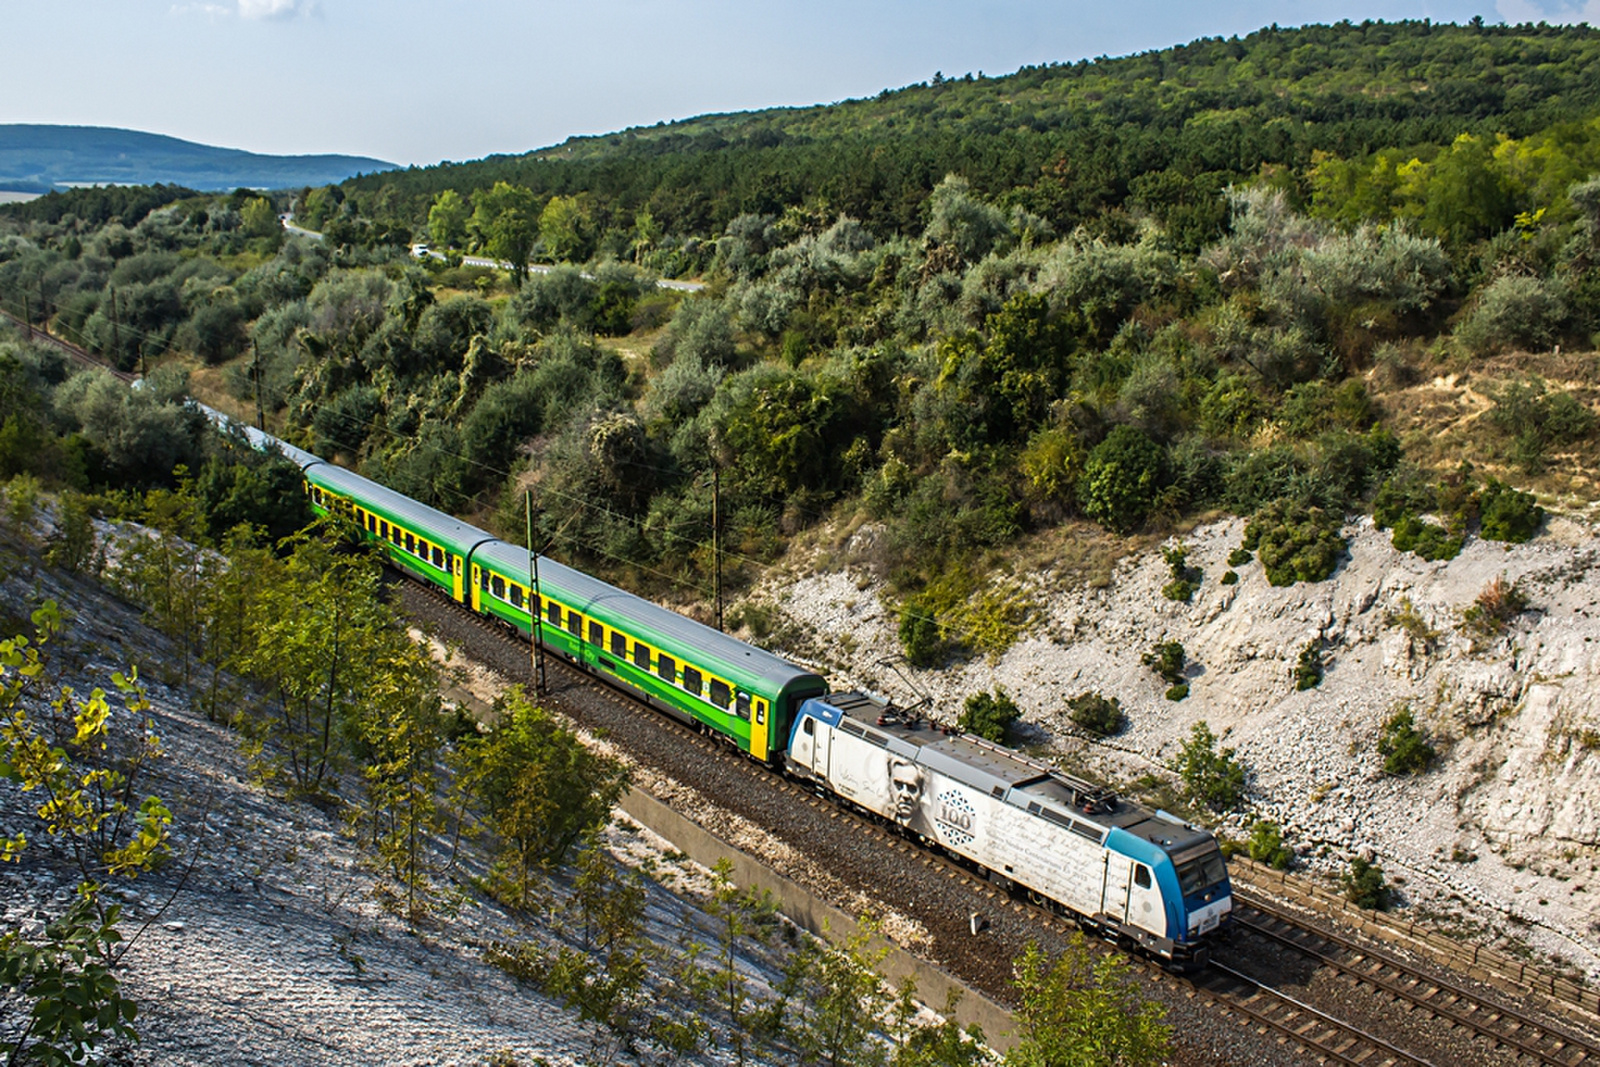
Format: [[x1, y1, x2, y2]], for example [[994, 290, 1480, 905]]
[[1455, 274, 1567, 356], [1390, 514, 1463, 561], [1377, 707, 1435, 775], [1478, 478, 1543, 543], [1165, 684, 1190, 702], [1077, 425, 1169, 534], [1142, 640, 1186, 686], [1241, 500, 1346, 586], [1220, 570, 1239, 585], [1342, 856, 1391, 910], [1226, 548, 1253, 567], [1461, 574, 1529, 638], [1488, 377, 1596, 474], [1293, 641, 1323, 691], [1248, 821, 1294, 870], [1160, 543, 1201, 602], [898, 597, 944, 668], [959, 689, 1020, 743], [1175, 721, 1246, 811], [1068, 691, 1124, 737]]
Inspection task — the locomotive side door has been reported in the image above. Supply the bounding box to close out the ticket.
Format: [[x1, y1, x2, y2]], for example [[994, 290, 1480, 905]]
[[1127, 862, 1163, 937], [1100, 852, 1133, 924], [809, 717, 832, 779]]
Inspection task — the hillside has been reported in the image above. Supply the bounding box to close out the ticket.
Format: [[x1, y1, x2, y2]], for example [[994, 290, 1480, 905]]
[[344, 19, 1600, 244], [0, 125, 397, 194]]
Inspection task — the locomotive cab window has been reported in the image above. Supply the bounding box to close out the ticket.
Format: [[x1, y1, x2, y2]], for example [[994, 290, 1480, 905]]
[[610, 632, 626, 657], [709, 680, 732, 710], [632, 643, 650, 670], [657, 654, 675, 683], [682, 667, 702, 696], [1134, 864, 1152, 890]]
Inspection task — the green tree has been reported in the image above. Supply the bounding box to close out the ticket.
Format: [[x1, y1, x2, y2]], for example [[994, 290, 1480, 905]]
[[469, 181, 538, 278], [539, 193, 596, 263], [1377, 707, 1435, 776], [1174, 721, 1246, 812], [1067, 692, 1123, 737], [240, 196, 279, 239], [1005, 937, 1169, 1067], [959, 689, 1020, 744], [427, 188, 470, 249], [1, 603, 172, 1067], [781, 920, 894, 1067], [458, 688, 630, 908], [1342, 856, 1391, 910]]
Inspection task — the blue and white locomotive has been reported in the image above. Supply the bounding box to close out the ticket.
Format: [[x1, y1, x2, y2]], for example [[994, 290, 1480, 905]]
[[786, 692, 1232, 966]]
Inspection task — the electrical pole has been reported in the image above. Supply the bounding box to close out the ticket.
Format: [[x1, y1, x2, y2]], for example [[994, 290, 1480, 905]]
[[712, 464, 723, 632], [252, 339, 265, 430], [526, 488, 547, 696]]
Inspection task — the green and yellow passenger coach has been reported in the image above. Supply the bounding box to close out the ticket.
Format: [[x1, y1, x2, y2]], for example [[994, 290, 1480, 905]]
[[301, 455, 826, 764]]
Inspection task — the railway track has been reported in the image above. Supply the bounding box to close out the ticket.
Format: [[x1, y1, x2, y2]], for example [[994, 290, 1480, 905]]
[[1223, 897, 1600, 1065], [404, 576, 1600, 1066], [0, 308, 138, 382]]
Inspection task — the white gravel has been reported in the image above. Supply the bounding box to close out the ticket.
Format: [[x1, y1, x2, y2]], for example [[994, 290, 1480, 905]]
[[755, 514, 1600, 981]]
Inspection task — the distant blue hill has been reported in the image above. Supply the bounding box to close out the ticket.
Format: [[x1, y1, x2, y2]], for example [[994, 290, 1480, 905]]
[[0, 124, 398, 193]]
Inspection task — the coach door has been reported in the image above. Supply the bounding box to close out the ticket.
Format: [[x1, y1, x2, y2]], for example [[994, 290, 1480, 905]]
[[1101, 853, 1133, 924], [453, 557, 465, 602], [469, 563, 482, 612]]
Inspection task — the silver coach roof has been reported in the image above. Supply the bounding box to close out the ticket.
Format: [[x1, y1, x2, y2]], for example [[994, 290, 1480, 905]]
[[305, 461, 498, 556], [474, 538, 822, 694]]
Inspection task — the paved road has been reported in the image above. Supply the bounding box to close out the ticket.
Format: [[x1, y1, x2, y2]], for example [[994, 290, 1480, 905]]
[[277, 214, 702, 291]]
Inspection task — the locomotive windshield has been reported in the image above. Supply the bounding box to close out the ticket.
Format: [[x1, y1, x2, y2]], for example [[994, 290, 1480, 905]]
[[1173, 845, 1229, 897]]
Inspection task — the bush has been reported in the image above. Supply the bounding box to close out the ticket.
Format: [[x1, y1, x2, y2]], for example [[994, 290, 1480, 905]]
[[1293, 641, 1323, 691], [1455, 274, 1567, 356], [1488, 377, 1596, 474], [1241, 500, 1346, 586], [1478, 478, 1543, 543], [959, 689, 1020, 743], [1461, 574, 1529, 638], [1175, 721, 1246, 811], [1390, 514, 1463, 561], [1342, 856, 1391, 910], [1068, 691, 1123, 737], [1160, 543, 1200, 602], [1377, 707, 1435, 775], [1165, 684, 1190, 702], [1226, 548, 1253, 567], [898, 597, 944, 668], [1142, 640, 1186, 686], [1077, 425, 1169, 534], [1248, 821, 1293, 870], [1220, 570, 1239, 585]]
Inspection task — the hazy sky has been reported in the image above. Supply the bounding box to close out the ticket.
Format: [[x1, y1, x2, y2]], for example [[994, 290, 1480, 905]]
[[4, 0, 1597, 166]]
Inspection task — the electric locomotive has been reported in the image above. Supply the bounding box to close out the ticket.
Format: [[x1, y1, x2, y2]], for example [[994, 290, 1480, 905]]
[[786, 691, 1232, 966]]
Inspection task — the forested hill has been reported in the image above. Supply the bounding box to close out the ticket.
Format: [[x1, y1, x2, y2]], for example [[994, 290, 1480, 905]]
[[345, 19, 1600, 246], [0, 125, 397, 195]]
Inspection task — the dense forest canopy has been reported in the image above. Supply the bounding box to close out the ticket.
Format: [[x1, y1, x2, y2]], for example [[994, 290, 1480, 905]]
[[2, 18, 1598, 659]]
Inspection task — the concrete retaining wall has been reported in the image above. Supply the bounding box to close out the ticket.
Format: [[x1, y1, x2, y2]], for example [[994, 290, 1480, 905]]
[[618, 788, 1019, 1051]]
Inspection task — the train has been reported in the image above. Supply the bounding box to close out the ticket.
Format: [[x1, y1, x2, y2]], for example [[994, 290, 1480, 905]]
[[228, 414, 1233, 967]]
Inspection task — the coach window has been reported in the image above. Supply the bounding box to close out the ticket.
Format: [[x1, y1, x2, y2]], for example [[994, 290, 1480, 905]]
[[312, 488, 323, 505], [632, 643, 650, 670], [610, 631, 626, 657], [566, 612, 580, 636], [682, 666, 702, 696], [736, 693, 751, 721], [509, 585, 523, 609], [404, 533, 414, 553], [709, 680, 732, 710], [1134, 864, 1151, 890], [491, 576, 505, 599], [432, 546, 444, 568], [546, 601, 562, 627], [589, 620, 603, 645], [657, 654, 675, 683]]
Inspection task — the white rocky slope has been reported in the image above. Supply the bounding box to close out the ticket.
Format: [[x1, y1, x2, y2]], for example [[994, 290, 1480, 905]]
[[759, 515, 1600, 979]]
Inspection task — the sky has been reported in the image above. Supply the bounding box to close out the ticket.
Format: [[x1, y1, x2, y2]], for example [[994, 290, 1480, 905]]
[[3, 0, 1598, 168]]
